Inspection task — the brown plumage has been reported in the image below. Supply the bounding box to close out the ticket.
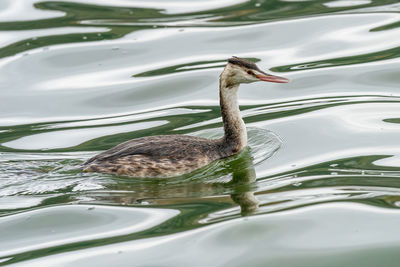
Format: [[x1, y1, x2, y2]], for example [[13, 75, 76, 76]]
[[83, 57, 289, 177], [84, 135, 225, 177]]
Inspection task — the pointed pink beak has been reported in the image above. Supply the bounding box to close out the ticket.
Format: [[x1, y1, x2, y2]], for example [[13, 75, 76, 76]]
[[256, 73, 290, 83]]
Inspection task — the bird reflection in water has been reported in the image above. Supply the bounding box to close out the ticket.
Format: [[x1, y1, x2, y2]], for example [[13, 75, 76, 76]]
[[80, 148, 259, 216], [225, 148, 259, 215]]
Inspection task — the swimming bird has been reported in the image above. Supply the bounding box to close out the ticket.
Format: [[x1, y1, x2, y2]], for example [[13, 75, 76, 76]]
[[83, 57, 289, 177]]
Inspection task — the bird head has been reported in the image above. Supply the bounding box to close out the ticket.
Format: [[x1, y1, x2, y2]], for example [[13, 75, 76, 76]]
[[221, 57, 289, 86]]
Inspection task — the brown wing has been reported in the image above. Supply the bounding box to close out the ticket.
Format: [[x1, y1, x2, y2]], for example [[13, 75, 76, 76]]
[[84, 134, 222, 165]]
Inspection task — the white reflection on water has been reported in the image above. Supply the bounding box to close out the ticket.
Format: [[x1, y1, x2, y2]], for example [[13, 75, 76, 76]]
[[324, 0, 371, 8], [0, 195, 49, 210], [251, 99, 400, 177], [1, 13, 398, 125], [9, 203, 400, 267], [373, 155, 400, 167], [3, 121, 168, 150], [0, 0, 64, 22], [336, 103, 400, 132], [47, 108, 210, 129], [0, 205, 179, 258], [0, 27, 106, 48], [54, 0, 248, 14]]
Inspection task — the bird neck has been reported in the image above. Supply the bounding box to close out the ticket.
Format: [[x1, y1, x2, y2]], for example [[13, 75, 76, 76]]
[[219, 79, 247, 155]]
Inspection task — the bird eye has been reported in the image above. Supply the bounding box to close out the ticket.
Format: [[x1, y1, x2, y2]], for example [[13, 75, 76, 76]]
[[247, 70, 253, 75]]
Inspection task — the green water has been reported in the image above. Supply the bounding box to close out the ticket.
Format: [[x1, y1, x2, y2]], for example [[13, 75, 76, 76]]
[[1, 0, 400, 266]]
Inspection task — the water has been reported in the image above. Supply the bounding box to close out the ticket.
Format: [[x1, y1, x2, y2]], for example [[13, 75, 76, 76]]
[[1, 0, 400, 266]]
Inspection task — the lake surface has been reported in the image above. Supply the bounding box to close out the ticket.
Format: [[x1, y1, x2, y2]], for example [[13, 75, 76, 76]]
[[1, 0, 400, 266]]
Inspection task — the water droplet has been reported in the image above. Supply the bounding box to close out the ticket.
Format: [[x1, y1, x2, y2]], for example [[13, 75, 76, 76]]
[[255, 3, 261, 7], [87, 207, 95, 211], [82, 36, 87, 40], [394, 201, 400, 207], [293, 174, 298, 178], [141, 201, 149, 205], [32, 37, 37, 41], [330, 163, 338, 167], [129, 11, 133, 15], [361, 170, 365, 175], [293, 182, 302, 187], [111, 46, 119, 51], [97, 33, 101, 37], [26, 42, 30, 46], [152, 25, 157, 28], [178, 29, 184, 32], [380, 173, 385, 176], [291, 164, 296, 168], [331, 172, 338, 175]]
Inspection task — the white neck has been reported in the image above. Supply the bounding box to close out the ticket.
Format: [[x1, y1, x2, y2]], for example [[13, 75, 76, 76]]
[[219, 74, 248, 154]]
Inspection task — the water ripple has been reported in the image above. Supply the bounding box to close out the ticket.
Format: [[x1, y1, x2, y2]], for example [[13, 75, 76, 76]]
[[2, 0, 400, 265]]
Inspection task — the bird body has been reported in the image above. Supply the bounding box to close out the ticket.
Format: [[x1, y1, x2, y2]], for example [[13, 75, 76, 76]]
[[83, 57, 289, 177], [84, 135, 223, 177]]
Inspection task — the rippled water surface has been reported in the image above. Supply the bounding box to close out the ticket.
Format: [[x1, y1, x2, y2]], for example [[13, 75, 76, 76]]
[[1, 0, 400, 266]]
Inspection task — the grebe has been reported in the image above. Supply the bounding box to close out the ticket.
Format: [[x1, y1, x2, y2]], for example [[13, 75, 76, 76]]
[[83, 57, 289, 177]]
